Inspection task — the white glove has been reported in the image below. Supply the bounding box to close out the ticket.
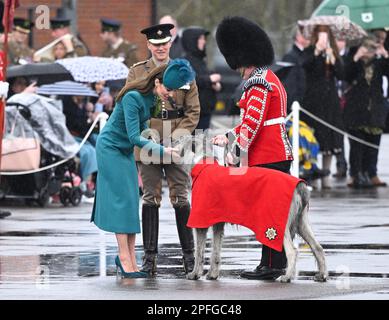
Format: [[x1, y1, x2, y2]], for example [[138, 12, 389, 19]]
[[0, 81, 10, 98]]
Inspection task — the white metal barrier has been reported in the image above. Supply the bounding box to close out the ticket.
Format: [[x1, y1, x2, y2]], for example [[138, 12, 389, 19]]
[[288, 100, 381, 179], [291, 101, 300, 178]]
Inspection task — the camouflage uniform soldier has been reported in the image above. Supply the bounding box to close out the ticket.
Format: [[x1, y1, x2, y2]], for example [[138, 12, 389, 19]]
[[50, 17, 88, 58], [8, 17, 34, 65], [100, 18, 138, 68], [127, 23, 200, 275]]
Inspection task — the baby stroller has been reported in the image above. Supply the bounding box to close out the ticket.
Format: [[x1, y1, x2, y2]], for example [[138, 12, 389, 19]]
[[0, 94, 82, 207]]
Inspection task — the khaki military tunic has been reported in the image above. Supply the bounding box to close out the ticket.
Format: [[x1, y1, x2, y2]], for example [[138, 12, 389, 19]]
[[127, 58, 200, 206], [101, 38, 138, 68], [64, 35, 88, 58], [128, 59, 200, 148], [8, 40, 34, 65]]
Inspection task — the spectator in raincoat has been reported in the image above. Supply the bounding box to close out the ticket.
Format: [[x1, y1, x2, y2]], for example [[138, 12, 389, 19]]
[[343, 34, 389, 188]]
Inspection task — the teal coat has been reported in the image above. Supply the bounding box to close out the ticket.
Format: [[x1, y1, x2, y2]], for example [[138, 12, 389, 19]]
[[91, 91, 164, 233]]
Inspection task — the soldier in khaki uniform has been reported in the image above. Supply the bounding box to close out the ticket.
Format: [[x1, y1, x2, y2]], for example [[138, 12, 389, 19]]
[[50, 17, 88, 58], [8, 18, 35, 65], [128, 23, 200, 275], [100, 18, 138, 68]]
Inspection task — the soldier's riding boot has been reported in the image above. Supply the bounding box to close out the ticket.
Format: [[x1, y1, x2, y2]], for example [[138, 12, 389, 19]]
[[141, 204, 159, 275], [240, 246, 286, 280], [174, 204, 195, 274]]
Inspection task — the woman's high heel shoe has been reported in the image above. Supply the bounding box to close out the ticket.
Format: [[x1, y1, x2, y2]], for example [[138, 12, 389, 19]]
[[115, 256, 148, 279]]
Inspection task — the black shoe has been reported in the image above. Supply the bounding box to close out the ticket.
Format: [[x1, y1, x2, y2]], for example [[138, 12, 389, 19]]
[[332, 171, 347, 178], [240, 265, 285, 280], [310, 168, 330, 180], [349, 172, 374, 189], [301, 168, 330, 181], [0, 210, 11, 219]]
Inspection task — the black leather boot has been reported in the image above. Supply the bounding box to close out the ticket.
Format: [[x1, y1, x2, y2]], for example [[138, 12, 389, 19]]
[[141, 204, 159, 275], [240, 246, 286, 280], [174, 204, 195, 274], [240, 265, 285, 280]]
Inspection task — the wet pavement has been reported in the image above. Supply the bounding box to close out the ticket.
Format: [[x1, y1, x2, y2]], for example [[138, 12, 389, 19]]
[[1, 122, 389, 300]]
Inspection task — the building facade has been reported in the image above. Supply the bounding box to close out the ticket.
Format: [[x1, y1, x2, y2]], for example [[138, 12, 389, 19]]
[[15, 0, 155, 60]]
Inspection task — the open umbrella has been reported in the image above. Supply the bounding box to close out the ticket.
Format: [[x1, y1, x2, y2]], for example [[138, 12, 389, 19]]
[[36, 81, 98, 97], [7, 62, 73, 85], [298, 15, 367, 41], [55, 56, 129, 83], [313, 0, 389, 30]]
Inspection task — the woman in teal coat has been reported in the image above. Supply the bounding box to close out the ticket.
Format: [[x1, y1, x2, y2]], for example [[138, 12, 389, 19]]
[[91, 59, 195, 278]]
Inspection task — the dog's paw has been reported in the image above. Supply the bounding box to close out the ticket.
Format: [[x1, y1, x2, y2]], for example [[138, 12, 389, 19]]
[[314, 273, 327, 282], [187, 272, 200, 280], [279, 275, 291, 283], [206, 272, 219, 280]]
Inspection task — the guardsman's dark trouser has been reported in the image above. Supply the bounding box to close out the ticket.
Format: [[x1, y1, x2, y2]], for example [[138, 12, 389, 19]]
[[240, 160, 291, 280], [255, 160, 291, 269]]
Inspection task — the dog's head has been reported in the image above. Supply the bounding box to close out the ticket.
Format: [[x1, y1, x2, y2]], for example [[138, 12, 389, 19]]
[[141, 128, 160, 143], [172, 134, 215, 166]]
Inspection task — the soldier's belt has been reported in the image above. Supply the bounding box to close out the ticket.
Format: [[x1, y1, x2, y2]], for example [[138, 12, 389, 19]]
[[153, 108, 184, 120]]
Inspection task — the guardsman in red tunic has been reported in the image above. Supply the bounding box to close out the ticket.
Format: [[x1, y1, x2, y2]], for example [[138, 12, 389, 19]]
[[212, 16, 293, 280]]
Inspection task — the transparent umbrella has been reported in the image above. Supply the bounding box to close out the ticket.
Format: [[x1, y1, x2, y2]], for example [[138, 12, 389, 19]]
[[298, 15, 367, 41], [55, 56, 129, 83]]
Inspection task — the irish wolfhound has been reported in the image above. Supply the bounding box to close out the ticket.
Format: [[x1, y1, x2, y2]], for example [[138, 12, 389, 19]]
[[143, 132, 327, 283]]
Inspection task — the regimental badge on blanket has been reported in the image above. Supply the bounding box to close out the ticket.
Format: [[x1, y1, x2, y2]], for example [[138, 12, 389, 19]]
[[265, 227, 277, 241]]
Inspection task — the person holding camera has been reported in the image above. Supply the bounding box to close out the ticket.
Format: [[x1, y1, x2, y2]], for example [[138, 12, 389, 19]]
[[343, 34, 389, 188], [301, 25, 344, 189]]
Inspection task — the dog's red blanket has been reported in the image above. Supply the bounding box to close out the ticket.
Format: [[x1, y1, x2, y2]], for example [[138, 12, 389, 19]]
[[188, 159, 303, 252]]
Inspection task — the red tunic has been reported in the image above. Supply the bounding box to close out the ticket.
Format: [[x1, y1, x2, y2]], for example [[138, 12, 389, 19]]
[[231, 68, 293, 166], [188, 159, 303, 252]]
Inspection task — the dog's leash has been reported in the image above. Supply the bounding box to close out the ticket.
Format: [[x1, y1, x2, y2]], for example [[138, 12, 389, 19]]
[[212, 145, 228, 166]]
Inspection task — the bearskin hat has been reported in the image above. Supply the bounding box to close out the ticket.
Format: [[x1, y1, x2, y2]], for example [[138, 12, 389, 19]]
[[216, 16, 274, 70]]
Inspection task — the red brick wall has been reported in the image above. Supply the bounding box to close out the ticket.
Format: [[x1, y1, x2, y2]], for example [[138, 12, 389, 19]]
[[14, 0, 152, 60], [14, 0, 62, 53]]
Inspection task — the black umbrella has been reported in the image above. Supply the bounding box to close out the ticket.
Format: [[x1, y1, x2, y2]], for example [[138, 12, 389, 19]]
[[6, 62, 73, 85]]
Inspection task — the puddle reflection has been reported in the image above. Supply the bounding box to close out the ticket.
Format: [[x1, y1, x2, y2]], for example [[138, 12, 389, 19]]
[[1, 232, 389, 284]]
